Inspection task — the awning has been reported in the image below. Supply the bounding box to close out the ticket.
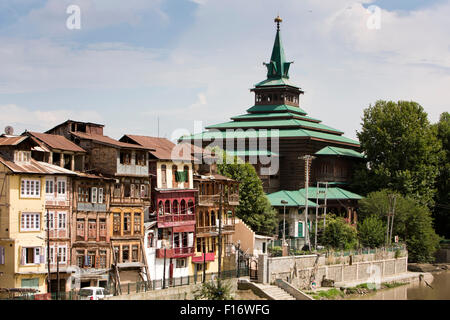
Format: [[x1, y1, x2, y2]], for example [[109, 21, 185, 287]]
[[192, 252, 215, 263]]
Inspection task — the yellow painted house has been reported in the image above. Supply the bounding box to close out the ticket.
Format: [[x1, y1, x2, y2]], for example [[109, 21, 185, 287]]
[[0, 136, 74, 295]]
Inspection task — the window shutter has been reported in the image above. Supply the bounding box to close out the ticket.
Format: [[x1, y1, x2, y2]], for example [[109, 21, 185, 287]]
[[21, 247, 25, 265], [84, 255, 89, 267], [0, 246, 5, 265], [40, 246, 45, 264], [188, 233, 194, 248], [34, 247, 41, 264]]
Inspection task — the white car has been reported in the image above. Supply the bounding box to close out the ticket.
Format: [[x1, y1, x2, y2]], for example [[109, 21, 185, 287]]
[[79, 286, 112, 300]]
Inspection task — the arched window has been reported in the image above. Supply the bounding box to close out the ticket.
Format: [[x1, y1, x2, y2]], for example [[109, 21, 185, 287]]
[[205, 212, 210, 226], [172, 200, 179, 215], [161, 165, 167, 188], [172, 165, 178, 188], [188, 199, 194, 215], [180, 199, 186, 215], [164, 200, 171, 214], [158, 201, 164, 216]]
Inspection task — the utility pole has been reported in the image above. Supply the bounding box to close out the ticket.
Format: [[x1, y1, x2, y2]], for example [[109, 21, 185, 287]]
[[218, 185, 223, 279], [389, 195, 397, 246], [162, 246, 167, 289], [56, 252, 60, 300], [315, 182, 319, 251], [46, 209, 51, 295], [300, 155, 315, 251], [202, 241, 206, 283]]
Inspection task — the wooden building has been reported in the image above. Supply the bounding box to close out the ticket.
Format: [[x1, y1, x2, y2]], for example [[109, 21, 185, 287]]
[[45, 121, 152, 289]]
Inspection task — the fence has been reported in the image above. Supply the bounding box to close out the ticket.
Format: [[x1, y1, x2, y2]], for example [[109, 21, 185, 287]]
[[268, 240, 406, 258], [6, 268, 249, 300]]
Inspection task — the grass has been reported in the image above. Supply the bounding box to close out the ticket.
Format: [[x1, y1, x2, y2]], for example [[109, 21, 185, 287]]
[[309, 288, 345, 300]]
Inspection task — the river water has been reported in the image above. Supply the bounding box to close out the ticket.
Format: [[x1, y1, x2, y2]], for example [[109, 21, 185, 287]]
[[350, 271, 450, 300]]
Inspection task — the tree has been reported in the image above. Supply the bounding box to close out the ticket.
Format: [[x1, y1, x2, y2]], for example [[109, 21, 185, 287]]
[[354, 100, 442, 206], [358, 190, 441, 262], [320, 216, 358, 250], [215, 148, 277, 236], [432, 112, 450, 238], [358, 216, 385, 248]]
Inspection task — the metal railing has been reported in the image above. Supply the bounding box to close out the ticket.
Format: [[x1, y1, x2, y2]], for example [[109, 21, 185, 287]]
[[5, 268, 250, 300]]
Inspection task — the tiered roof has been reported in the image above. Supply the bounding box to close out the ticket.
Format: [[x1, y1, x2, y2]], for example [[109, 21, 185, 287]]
[[180, 17, 359, 147]]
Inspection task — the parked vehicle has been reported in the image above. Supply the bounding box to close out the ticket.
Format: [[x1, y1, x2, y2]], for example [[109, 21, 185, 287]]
[[78, 287, 112, 300]]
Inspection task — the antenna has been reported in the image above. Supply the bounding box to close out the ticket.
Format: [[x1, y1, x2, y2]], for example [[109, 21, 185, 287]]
[[4, 126, 14, 135]]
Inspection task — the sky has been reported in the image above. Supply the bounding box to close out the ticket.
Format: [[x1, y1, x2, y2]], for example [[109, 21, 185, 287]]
[[0, 0, 449, 142]]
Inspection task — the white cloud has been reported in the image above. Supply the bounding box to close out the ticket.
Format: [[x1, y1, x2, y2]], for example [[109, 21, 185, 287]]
[[0, 104, 102, 134], [0, 0, 449, 141]]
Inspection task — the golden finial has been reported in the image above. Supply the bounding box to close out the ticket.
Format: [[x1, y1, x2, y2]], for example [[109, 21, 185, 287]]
[[274, 15, 282, 31]]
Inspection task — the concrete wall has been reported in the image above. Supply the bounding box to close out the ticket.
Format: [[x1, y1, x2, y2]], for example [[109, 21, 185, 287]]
[[106, 278, 238, 300], [258, 250, 408, 289]]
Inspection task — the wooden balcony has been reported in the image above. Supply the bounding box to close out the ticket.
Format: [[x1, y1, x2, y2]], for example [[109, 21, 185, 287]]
[[197, 194, 239, 206], [157, 214, 195, 224], [156, 247, 194, 259], [196, 224, 235, 235], [228, 194, 239, 205]]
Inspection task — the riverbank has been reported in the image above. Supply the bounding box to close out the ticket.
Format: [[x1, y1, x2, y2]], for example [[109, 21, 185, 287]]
[[305, 271, 435, 300]]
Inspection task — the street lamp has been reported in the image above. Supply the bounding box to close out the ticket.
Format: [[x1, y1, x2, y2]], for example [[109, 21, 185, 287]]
[[280, 200, 288, 246]]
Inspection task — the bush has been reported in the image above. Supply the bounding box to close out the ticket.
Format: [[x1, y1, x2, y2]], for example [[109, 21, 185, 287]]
[[193, 279, 234, 300], [358, 216, 385, 248], [320, 216, 358, 250], [268, 246, 282, 257]]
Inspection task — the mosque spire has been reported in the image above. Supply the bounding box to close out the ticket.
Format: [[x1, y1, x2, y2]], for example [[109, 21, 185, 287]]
[[264, 15, 293, 80]]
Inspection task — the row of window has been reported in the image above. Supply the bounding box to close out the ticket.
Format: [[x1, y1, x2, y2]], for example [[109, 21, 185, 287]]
[[19, 212, 67, 232], [76, 218, 107, 239], [255, 93, 299, 104], [46, 245, 68, 264], [113, 212, 141, 235], [78, 186, 104, 203], [76, 249, 108, 269], [160, 165, 190, 188], [113, 244, 140, 263], [157, 199, 194, 215], [21, 179, 67, 199], [119, 151, 146, 166]]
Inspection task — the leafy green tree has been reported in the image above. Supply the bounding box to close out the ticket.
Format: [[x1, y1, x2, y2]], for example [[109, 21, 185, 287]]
[[320, 216, 357, 250], [354, 100, 442, 206], [432, 112, 450, 238], [216, 149, 277, 236], [358, 216, 385, 248], [358, 190, 441, 262]]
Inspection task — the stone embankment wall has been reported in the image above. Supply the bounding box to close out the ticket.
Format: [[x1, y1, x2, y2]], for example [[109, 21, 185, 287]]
[[258, 249, 408, 289], [105, 278, 238, 300]]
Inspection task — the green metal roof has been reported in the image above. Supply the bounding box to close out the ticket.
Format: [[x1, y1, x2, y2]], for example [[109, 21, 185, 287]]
[[315, 146, 364, 158], [226, 150, 279, 157], [254, 77, 299, 88], [180, 128, 360, 146], [206, 118, 344, 134], [231, 112, 321, 122], [246, 104, 307, 115], [298, 187, 363, 200], [267, 190, 317, 207]]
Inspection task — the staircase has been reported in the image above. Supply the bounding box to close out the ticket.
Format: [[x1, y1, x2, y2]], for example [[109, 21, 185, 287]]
[[253, 283, 296, 300]]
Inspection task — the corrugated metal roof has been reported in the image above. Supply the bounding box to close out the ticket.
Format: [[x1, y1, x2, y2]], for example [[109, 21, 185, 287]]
[[122, 135, 192, 160], [267, 190, 317, 207], [315, 146, 364, 158], [298, 187, 363, 200], [71, 132, 150, 150], [226, 150, 279, 157], [27, 132, 86, 152], [0, 136, 28, 146], [0, 154, 77, 175]]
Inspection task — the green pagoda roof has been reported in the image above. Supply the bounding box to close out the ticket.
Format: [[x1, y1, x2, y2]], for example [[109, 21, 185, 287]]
[[298, 187, 363, 200], [231, 112, 321, 122], [179, 128, 360, 146], [267, 190, 317, 208], [315, 146, 364, 158], [246, 104, 307, 115], [206, 118, 344, 134]]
